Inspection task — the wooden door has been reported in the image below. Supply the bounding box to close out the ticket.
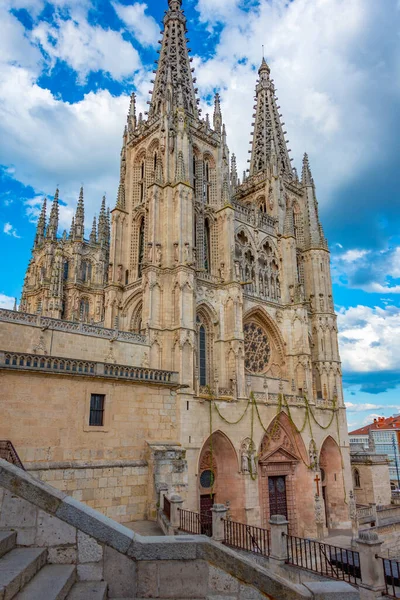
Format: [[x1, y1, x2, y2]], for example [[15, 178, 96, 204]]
[[200, 495, 214, 536], [268, 476, 288, 519]]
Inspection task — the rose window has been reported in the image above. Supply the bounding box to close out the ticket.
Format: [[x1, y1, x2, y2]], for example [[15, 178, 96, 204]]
[[244, 321, 271, 374]]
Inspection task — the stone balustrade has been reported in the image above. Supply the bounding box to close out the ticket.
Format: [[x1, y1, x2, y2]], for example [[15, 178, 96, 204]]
[[232, 200, 277, 234], [0, 308, 147, 345], [0, 351, 178, 386]]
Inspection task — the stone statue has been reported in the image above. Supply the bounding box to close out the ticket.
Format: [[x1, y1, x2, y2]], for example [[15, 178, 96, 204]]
[[117, 264, 123, 282], [156, 245, 162, 265], [174, 243, 179, 262]]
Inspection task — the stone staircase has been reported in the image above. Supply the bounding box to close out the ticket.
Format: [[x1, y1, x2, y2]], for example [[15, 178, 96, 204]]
[[0, 531, 107, 600]]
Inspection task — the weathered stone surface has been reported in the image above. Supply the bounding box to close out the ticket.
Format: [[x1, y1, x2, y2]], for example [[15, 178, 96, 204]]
[[136, 562, 158, 598], [0, 460, 66, 514], [208, 565, 239, 594], [56, 497, 134, 553], [0, 530, 16, 558], [35, 510, 76, 546], [128, 535, 198, 561], [15, 564, 76, 600], [67, 581, 108, 600], [104, 546, 136, 598], [16, 528, 36, 547], [238, 584, 270, 599], [0, 490, 37, 528], [48, 546, 77, 564], [158, 560, 209, 598], [303, 581, 360, 600], [77, 562, 104, 581], [78, 530, 103, 563], [0, 547, 47, 599]]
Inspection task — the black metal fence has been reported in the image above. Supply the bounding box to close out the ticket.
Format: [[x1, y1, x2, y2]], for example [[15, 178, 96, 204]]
[[0, 441, 24, 470], [223, 519, 270, 557], [178, 508, 212, 537], [382, 558, 400, 598], [286, 535, 361, 585]]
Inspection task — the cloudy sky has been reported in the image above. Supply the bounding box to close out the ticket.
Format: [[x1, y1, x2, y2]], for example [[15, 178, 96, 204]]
[[0, 0, 399, 429]]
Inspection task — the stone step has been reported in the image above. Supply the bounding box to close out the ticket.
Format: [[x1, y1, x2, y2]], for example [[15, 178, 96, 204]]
[[15, 565, 76, 600], [0, 547, 46, 599], [66, 581, 107, 600], [0, 531, 17, 559]]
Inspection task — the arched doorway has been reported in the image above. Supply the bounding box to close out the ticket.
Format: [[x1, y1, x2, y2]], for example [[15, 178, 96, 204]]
[[198, 431, 245, 522], [258, 412, 315, 537], [319, 436, 347, 530]]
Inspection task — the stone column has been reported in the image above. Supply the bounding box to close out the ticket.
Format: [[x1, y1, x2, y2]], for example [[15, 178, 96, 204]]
[[269, 515, 289, 567], [170, 494, 184, 530], [356, 530, 385, 600], [212, 504, 228, 542]]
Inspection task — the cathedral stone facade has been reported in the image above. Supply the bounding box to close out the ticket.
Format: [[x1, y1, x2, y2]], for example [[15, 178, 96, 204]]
[[3, 0, 352, 537]]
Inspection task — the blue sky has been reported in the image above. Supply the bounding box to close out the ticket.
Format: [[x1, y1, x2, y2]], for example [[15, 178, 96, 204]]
[[0, 0, 400, 429]]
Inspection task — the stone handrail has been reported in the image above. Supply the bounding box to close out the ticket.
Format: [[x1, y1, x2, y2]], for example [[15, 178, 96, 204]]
[[0, 351, 178, 385], [0, 308, 147, 345], [232, 200, 277, 234]]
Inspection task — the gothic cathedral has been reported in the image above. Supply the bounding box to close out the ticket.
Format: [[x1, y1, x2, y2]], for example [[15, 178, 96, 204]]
[[16, 0, 352, 536]]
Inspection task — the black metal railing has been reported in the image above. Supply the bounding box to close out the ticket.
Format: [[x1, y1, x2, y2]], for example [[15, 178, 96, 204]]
[[178, 508, 212, 537], [382, 558, 400, 598], [286, 535, 361, 585], [163, 496, 171, 521], [223, 519, 270, 557], [0, 441, 24, 470]]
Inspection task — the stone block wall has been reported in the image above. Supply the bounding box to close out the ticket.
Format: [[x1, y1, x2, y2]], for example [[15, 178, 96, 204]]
[[29, 462, 148, 523]]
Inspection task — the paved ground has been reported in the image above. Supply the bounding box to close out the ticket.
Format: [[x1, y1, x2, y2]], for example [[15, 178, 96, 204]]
[[323, 529, 353, 549], [124, 520, 164, 536]]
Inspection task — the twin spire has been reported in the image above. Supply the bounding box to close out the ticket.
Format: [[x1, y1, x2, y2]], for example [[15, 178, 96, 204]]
[[34, 189, 109, 247]]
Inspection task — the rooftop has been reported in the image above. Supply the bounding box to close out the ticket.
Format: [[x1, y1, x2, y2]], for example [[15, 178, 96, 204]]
[[350, 415, 400, 435]]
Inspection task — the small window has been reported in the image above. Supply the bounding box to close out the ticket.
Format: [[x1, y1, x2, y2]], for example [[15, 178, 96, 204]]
[[353, 469, 361, 488], [89, 394, 105, 426]]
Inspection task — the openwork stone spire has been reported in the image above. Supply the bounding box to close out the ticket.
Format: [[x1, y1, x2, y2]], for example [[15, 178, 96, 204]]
[[90, 216, 97, 244], [34, 197, 47, 248], [249, 59, 292, 178], [213, 93, 222, 133], [149, 0, 199, 119], [46, 188, 59, 240], [74, 187, 85, 239], [98, 196, 109, 248], [302, 154, 327, 249]]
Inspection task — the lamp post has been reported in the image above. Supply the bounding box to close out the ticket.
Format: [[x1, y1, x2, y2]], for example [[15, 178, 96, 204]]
[[392, 435, 400, 488]]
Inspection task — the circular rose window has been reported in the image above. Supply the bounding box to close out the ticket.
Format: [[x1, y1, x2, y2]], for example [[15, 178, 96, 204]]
[[244, 321, 271, 374]]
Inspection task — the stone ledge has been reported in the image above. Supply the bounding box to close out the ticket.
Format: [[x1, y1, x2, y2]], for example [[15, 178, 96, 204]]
[[26, 460, 148, 471]]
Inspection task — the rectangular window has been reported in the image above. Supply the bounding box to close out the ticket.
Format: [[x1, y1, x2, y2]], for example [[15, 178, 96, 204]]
[[89, 394, 105, 426]]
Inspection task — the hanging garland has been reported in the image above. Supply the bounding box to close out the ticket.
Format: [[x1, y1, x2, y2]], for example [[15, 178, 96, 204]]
[[205, 386, 345, 500]]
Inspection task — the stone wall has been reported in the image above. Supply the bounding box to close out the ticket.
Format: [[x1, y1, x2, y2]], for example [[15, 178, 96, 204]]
[[351, 452, 391, 507], [28, 462, 148, 524]]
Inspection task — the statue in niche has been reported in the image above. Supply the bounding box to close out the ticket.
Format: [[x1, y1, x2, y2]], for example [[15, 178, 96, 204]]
[[309, 439, 318, 471], [234, 261, 240, 281], [156, 245, 162, 266], [219, 262, 225, 281], [174, 243, 179, 262], [108, 264, 113, 281], [117, 265, 123, 282], [142, 353, 149, 368], [241, 438, 257, 475], [169, 127, 176, 154], [148, 243, 153, 263], [184, 243, 191, 264]]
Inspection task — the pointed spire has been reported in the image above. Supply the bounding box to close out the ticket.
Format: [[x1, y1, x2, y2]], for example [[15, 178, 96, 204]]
[[46, 188, 59, 240], [222, 176, 230, 205], [127, 92, 136, 129], [249, 57, 292, 178], [301, 153, 313, 186], [98, 196, 108, 248], [69, 216, 75, 240], [231, 154, 238, 190], [90, 216, 97, 244], [13, 298, 17, 311], [34, 197, 47, 248], [213, 93, 222, 133], [75, 187, 84, 239], [116, 132, 126, 210], [148, 0, 198, 119]]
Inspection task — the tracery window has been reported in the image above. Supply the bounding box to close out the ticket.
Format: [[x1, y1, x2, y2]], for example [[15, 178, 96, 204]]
[[193, 155, 197, 197], [63, 260, 69, 281], [81, 261, 92, 283], [138, 218, 145, 278], [197, 315, 208, 386], [203, 160, 210, 204], [139, 160, 145, 203], [244, 321, 271, 374], [80, 298, 90, 322], [204, 219, 211, 273]]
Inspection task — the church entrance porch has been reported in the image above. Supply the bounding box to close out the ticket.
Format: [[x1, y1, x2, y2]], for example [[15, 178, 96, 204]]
[[258, 412, 317, 538], [319, 436, 349, 530]]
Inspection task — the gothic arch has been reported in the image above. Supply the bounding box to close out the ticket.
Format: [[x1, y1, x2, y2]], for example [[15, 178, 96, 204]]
[[129, 300, 143, 333], [243, 306, 286, 369], [196, 303, 217, 389], [258, 411, 308, 464], [134, 147, 147, 166], [319, 436, 347, 528], [197, 430, 244, 520]]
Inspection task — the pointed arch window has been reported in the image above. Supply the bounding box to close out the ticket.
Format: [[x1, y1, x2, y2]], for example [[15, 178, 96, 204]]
[[63, 260, 69, 281], [203, 160, 210, 204], [193, 154, 197, 197], [80, 298, 90, 323], [139, 160, 145, 202], [154, 152, 158, 172], [204, 219, 211, 273], [81, 261, 92, 283], [138, 218, 145, 278], [197, 316, 207, 387], [353, 469, 361, 489]]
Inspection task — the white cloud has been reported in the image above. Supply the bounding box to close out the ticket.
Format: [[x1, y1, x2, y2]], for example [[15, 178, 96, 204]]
[[0, 293, 16, 309], [194, 0, 399, 199], [340, 249, 370, 263], [32, 17, 142, 83], [332, 245, 400, 293], [345, 402, 400, 413], [112, 2, 159, 47], [338, 305, 400, 373], [3, 222, 21, 238]]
